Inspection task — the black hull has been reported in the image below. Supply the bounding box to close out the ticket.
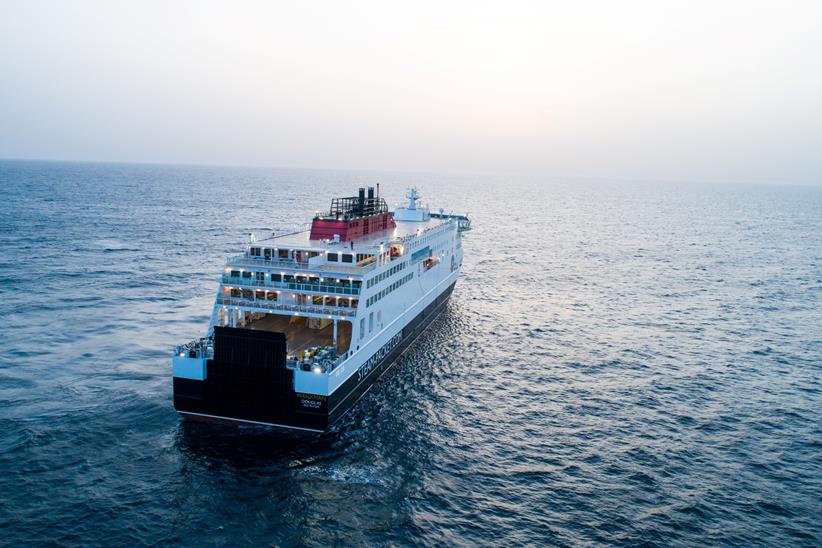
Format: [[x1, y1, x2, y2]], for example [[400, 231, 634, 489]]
[[174, 282, 456, 432]]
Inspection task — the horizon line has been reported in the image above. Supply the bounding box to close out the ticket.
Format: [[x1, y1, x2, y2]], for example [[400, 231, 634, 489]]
[[0, 155, 817, 189]]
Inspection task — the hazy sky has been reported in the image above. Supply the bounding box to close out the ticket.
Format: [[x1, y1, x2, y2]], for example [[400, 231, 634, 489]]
[[1, 1, 820, 183]]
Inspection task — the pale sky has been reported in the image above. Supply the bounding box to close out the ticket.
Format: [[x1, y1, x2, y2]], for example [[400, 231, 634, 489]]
[[1, 0, 821, 184]]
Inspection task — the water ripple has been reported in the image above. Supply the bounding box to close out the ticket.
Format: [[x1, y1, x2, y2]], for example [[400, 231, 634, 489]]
[[0, 161, 820, 546]]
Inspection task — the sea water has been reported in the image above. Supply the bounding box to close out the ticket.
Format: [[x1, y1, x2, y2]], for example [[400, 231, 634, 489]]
[[0, 160, 820, 545]]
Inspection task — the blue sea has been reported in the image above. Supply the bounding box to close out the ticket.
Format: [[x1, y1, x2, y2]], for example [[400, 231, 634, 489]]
[[0, 160, 820, 546]]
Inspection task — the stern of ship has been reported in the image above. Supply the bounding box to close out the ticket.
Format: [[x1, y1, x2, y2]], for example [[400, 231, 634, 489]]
[[173, 325, 330, 433]]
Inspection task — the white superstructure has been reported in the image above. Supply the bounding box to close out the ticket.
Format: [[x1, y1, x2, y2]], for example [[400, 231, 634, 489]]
[[172, 186, 470, 430]]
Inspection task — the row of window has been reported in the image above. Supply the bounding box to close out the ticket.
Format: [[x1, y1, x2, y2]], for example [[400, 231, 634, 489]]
[[327, 252, 373, 264], [230, 288, 279, 301], [367, 272, 413, 307], [249, 247, 317, 260], [285, 284, 359, 296], [229, 271, 362, 288], [307, 296, 358, 308], [327, 252, 353, 263], [366, 261, 407, 289], [227, 288, 359, 309]]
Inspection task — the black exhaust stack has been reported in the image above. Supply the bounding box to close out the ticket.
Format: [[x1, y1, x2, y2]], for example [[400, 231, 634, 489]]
[[357, 187, 365, 213]]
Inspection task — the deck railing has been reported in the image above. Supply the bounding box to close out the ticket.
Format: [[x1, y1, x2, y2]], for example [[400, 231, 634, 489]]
[[227, 255, 377, 273], [174, 337, 213, 359], [216, 296, 357, 317], [220, 274, 361, 296], [291, 348, 351, 374]]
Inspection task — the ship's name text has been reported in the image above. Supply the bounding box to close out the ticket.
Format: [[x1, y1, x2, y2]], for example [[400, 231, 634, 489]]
[[357, 332, 403, 382]]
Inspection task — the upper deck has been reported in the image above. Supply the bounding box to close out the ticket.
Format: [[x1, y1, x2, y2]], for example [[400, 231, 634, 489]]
[[231, 216, 451, 274], [227, 184, 468, 281]]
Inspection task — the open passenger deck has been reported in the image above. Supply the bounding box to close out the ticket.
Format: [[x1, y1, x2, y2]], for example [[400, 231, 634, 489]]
[[246, 314, 351, 357]]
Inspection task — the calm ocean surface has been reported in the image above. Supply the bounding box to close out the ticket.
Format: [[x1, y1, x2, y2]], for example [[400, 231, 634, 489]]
[[0, 160, 820, 546]]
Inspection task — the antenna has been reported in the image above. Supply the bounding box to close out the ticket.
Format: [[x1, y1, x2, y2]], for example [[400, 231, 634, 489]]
[[406, 187, 420, 210]]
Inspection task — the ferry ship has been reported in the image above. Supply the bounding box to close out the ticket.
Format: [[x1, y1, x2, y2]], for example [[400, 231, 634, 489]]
[[172, 186, 470, 432]]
